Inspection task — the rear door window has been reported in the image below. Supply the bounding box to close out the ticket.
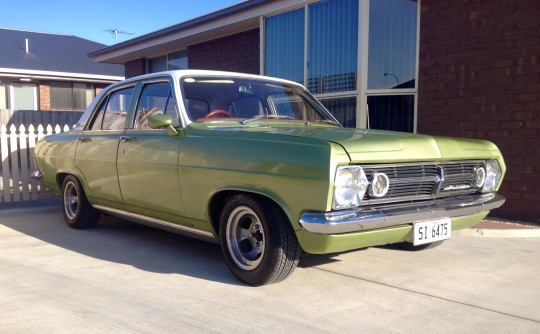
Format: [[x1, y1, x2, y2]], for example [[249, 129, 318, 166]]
[[90, 87, 134, 130]]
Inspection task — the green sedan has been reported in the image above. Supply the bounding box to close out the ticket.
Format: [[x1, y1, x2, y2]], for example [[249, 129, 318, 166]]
[[33, 70, 505, 286]]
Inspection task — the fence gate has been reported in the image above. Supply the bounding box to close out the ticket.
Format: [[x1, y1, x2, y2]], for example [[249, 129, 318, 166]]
[[0, 124, 70, 204]]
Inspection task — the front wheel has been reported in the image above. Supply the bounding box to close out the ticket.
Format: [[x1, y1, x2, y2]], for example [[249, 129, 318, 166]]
[[219, 194, 301, 286], [61, 175, 101, 229]]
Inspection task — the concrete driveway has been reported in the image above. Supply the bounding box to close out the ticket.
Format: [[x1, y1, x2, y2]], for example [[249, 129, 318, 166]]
[[1, 206, 539, 333]]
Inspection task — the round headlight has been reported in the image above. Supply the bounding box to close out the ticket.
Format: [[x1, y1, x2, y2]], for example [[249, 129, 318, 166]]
[[481, 160, 502, 193], [369, 172, 390, 198], [333, 166, 369, 210], [473, 167, 486, 188]]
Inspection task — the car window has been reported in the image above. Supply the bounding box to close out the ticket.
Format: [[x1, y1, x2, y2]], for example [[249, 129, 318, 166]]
[[90, 87, 134, 130], [134, 82, 177, 129], [268, 93, 324, 121], [181, 76, 336, 123], [228, 96, 265, 118]]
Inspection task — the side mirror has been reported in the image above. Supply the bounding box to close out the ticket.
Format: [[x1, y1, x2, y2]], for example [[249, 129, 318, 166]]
[[148, 114, 179, 136]]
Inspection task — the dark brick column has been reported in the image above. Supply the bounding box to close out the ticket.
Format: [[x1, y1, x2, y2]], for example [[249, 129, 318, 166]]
[[39, 81, 50, 111], [125, 58, 147, 78], [417, 0, 540, 222]]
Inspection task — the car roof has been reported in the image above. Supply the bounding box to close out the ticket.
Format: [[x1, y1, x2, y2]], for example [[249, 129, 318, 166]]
[[72, 70, 306, 131], [110, 70, 303, 88]]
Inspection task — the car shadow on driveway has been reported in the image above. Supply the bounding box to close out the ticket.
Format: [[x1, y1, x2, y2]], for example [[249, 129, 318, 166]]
[[1, 207, 244, 286]]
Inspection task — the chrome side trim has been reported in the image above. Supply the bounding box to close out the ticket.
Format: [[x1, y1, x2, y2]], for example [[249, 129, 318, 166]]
[[299, 193, 505, 234], [93, 205, 217, 243]]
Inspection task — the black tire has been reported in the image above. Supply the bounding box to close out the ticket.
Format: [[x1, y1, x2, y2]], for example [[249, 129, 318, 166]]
[[61, 175, 101, 229], [398, 240, 444, 251], [219, 194, 301, 286]]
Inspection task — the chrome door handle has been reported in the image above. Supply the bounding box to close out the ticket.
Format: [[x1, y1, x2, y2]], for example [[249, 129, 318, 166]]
[[77, 137, 91, 143], [120, 136, 135, 142]]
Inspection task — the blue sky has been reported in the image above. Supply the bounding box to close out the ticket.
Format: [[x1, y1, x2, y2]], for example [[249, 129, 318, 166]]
[[0, 0, 242, 45]]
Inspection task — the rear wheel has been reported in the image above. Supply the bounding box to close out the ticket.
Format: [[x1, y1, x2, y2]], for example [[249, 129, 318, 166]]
[[219, 194, 301, 286], [61, 175, 101, 229]]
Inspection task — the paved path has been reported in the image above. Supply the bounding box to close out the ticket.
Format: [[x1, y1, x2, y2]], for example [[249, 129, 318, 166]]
[[1, 206, 539, 333]]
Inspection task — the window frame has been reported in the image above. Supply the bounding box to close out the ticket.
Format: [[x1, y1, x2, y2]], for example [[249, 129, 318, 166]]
[[9, 83, 38, 110], [86, 85, 136, 131], [147, 50, 189, 74], [50, 81, 95, 111], [132, 79, 179, 130]]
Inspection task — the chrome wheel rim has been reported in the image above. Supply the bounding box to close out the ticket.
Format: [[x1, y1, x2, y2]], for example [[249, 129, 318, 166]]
[[63, 181, 79, 220], [226, 206, 265, 271]]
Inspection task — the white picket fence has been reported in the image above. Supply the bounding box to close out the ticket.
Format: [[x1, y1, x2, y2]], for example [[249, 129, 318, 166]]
[[0, 124, 70, 204]]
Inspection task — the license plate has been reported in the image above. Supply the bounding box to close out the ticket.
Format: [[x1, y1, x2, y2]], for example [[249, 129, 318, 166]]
[[413, 218, 452, 246]]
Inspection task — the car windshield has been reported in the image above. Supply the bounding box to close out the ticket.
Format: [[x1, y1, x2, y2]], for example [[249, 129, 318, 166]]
[[180, 76, 340, 125]]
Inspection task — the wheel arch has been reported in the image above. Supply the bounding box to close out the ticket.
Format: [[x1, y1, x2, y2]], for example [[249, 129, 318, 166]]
[[55, 170, 91, 200], [208, 187, 296, 238]]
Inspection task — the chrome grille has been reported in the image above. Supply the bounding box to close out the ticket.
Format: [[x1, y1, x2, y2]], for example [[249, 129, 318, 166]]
[[361, 160, 485, 205]]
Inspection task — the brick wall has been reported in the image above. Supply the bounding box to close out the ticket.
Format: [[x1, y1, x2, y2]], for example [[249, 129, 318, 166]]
[[39, 81, 50, 111], [95, 83, 109, 96], [417, 0, 540, 222], [125, 58, 147, 78], [188, 28, 260, 74]]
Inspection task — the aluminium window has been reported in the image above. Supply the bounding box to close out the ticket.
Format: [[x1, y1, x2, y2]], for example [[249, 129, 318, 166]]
[[263, 0, 419, 132], [50, 82, 95, 111], [10, 83, 37, 110], [368, 0, 418, 90], [148, 50, 189, 73], [265, 8, 304, 84], [265, 0, 359, 95], [367, 95, 414, 132]]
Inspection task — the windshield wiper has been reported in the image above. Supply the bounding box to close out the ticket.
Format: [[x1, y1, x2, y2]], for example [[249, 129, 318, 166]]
[[240, 115, 295, 125], [307, 119, 341, 126]]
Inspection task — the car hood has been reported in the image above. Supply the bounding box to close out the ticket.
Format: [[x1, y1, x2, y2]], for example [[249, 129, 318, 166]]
[[240, 126, 502, 163]]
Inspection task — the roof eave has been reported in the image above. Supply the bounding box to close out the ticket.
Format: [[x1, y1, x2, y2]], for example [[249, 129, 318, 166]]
[[89, 0, 310, 64], [0, 68, 124, 83]]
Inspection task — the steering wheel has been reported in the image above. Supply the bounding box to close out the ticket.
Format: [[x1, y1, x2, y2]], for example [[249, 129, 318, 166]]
[[204, 110, 232, 118]]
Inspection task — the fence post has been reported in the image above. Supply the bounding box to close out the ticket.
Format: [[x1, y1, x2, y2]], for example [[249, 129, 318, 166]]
[[28, 124, 39, 200], [19, 124, 30, 201], [1, 125, 10, 203], [9, 124, 21, 202]]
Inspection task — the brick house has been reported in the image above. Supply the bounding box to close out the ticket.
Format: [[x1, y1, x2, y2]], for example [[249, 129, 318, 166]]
[[0, 28, 124, 113], [89, 0, 540, 223]]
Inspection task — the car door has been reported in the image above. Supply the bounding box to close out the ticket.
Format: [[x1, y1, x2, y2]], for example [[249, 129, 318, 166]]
[[116, 79, 184, 216], [75, 86, 135, 204]]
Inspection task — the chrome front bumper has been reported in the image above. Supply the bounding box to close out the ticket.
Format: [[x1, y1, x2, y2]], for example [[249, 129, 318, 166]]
[[299, 193, 505, 234]]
